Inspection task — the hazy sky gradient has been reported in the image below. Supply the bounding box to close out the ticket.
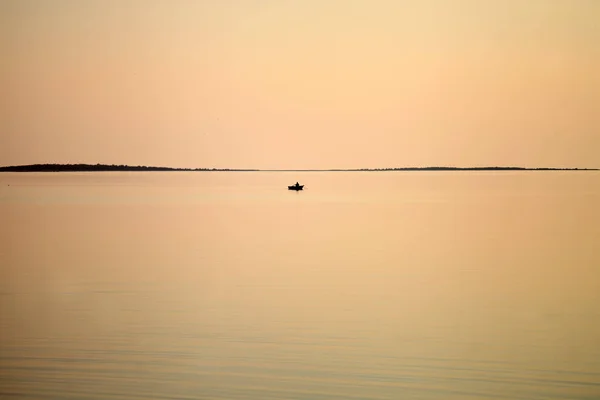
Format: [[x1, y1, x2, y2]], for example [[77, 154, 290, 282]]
[[2, 0, 599, 169]]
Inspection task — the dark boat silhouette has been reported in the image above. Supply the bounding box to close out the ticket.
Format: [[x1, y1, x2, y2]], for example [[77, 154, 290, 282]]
[[288, 182, 304, 191]]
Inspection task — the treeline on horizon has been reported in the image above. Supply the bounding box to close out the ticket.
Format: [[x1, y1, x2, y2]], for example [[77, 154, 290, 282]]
[[0, 164, 595, 172], [0, 164, 255, 172]]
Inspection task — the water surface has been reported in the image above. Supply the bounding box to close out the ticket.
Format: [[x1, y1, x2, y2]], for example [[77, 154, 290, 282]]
[[1, 172, 599, 399]]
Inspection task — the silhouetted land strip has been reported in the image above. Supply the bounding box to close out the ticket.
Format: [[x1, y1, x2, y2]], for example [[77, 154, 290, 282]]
[[0, 164, 258, 172], [1, 164, 598, 172]]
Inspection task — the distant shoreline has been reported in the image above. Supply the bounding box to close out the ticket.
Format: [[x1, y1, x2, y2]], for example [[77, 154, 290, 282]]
[[0, 164, 598, 172]]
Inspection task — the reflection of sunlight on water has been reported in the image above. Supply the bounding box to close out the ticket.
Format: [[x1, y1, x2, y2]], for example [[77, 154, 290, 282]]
[[1, 172, 600, 399]]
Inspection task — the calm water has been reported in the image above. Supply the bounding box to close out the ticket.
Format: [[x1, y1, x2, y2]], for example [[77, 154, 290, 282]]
[[1, 172, 599, 400]]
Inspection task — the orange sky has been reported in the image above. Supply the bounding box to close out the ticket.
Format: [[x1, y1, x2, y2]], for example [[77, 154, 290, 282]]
[[1, 0, 599, 169]]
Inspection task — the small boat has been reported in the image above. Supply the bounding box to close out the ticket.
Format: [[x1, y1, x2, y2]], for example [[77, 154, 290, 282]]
[[288, 182, 304, 191]]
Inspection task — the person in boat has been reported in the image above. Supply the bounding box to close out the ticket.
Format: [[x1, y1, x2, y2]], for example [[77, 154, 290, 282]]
[[295, 182, 299, 187]]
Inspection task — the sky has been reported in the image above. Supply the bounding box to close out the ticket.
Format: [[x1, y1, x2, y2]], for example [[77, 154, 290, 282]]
[[1, 0, 599, 169]]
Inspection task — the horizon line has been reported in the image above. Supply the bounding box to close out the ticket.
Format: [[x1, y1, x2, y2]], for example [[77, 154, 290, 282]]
[[0, 163, 598, 172]]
